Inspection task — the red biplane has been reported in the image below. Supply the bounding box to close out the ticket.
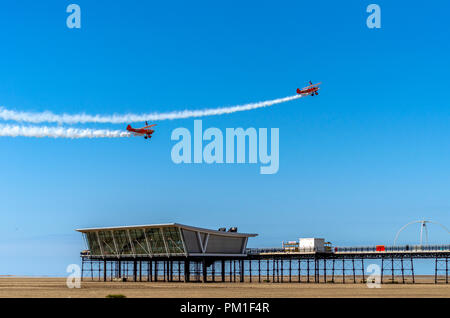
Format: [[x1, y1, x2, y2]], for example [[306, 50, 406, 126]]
[[296, 81, 321, 96], [126, 121, 156, 140]]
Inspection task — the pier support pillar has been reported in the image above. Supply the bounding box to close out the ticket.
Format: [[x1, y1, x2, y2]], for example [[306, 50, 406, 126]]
[[307, 259, 310, 283], [211, 261, 215, 282], [272, 259, 275, 283], [103, 259, 107, 282], [221, 260, 225, 282], [342, 259, 345, 284], [288, 259, 291, 283], [331, 259, 335, 283], [401, 258, 405, 284], [258, 259, 261, 283], [446, 258, 449, 284], [314, 259, 319, 283], [361, 259, 365, 283], [280, 259, 283, 283], [391, 258, 395, 283], [352, 258, 356, 283], [202, 259, 208, 283], [184, 260, 190, 282], [147, 261, 152, 282], [435, 257, 438, 284]]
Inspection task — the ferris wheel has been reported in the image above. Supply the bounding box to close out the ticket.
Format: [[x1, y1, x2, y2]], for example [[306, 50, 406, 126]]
[[393, 220, 450, 246]]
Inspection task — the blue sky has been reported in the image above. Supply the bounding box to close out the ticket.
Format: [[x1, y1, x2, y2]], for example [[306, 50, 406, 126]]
[[0, 1, 449, 275]]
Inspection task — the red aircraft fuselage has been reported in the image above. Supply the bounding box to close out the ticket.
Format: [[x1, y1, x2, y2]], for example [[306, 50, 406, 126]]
[[296, 81, 321, 96], [126, 124, 156, 140]]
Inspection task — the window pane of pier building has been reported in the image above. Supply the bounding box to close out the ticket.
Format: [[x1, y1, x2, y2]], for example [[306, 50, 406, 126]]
[[113, 230, 133, 255], [163, 227, 185, 254], [98, 230, 116, 255], [85, 232, 101, 256], [145, 228, 167, 254], [128, 228, 149, 255]]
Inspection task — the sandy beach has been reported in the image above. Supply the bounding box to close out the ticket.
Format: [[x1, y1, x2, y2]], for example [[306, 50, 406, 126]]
[[0, 276, 448, 298]]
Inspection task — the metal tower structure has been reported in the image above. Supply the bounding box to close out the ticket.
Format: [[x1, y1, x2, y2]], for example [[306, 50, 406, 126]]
[[394, 220, 450, 246]]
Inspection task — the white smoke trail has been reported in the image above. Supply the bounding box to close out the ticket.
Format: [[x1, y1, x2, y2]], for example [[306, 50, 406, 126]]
[[0, 94, 303, 125], [0, 124, 130, 139]]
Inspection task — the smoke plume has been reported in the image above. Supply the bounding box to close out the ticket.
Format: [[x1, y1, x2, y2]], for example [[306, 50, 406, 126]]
[[0, 124, 131, 138], [0, 94, 303, 125]]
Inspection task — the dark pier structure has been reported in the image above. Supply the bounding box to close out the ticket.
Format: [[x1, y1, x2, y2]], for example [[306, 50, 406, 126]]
[[77, 223, 450, 284]]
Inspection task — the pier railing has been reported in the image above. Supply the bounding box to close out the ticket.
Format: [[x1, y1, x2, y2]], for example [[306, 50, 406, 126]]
[[246, 244, 450, 255], [334, 244, 450, 253], [247, 247, 316, 254]]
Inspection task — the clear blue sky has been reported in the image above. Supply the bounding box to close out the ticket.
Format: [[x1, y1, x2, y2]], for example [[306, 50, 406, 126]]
[[0, 1, 449, 275]]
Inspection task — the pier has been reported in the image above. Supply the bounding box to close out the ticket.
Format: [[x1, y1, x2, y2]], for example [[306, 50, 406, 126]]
[[80, 244, 450, 284]]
